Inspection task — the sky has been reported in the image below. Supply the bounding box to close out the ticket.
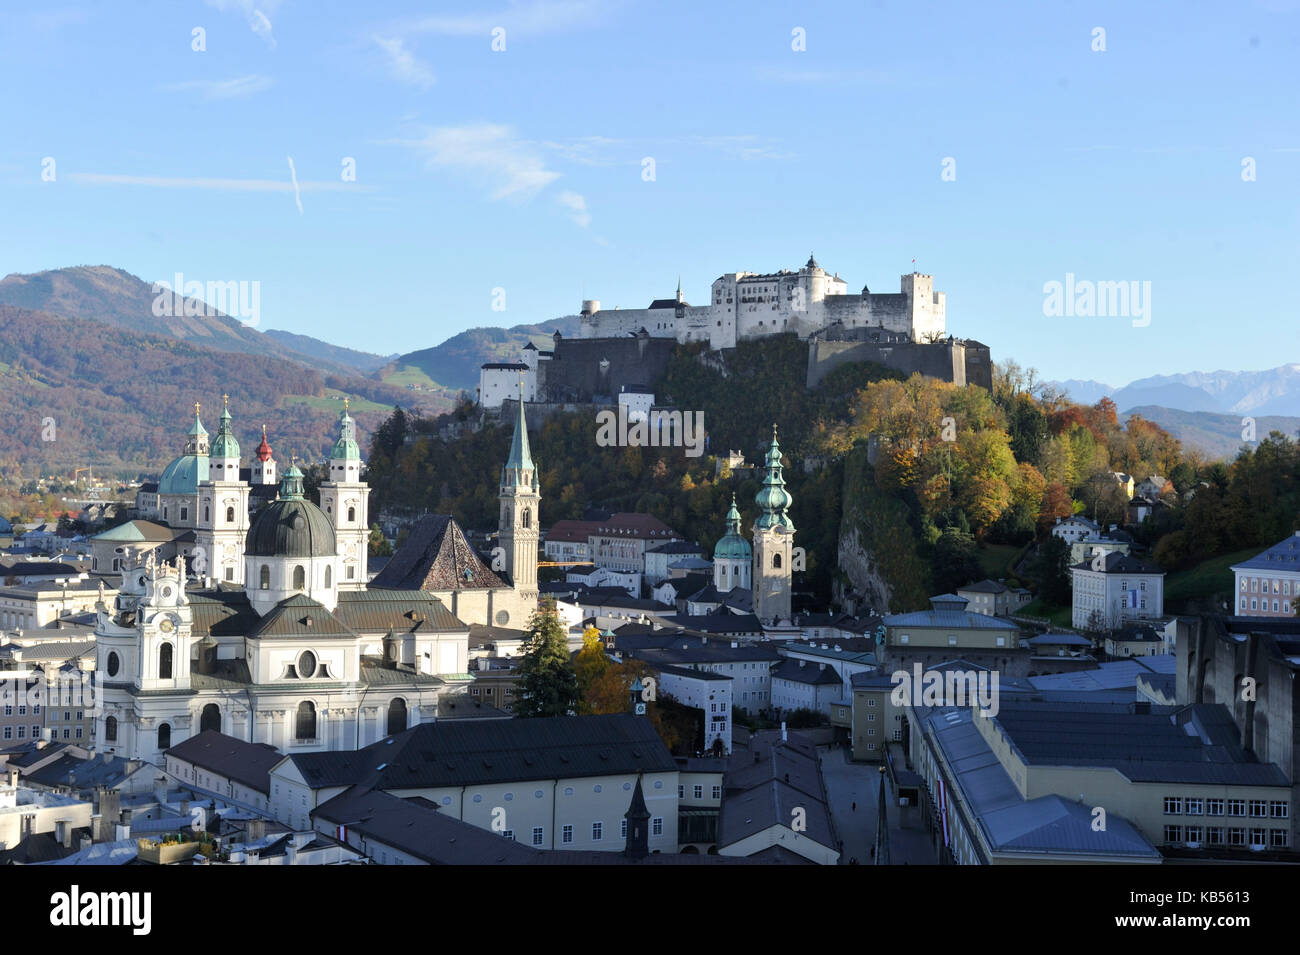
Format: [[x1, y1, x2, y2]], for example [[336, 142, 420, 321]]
[[1, 0, 1297, 386]]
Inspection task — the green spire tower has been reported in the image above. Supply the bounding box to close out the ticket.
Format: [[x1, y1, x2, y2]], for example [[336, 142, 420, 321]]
[[752, 425, 794, 623]]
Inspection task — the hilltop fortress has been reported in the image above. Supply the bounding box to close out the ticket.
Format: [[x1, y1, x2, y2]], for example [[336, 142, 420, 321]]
[[579, 254, 945, 349], [479, 255, 990, 408]]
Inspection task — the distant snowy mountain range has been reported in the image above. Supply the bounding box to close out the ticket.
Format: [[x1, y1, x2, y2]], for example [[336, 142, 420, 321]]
[[1048, 364, 1300, 418]]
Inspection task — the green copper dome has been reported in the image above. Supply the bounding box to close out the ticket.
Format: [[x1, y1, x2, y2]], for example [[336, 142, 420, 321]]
[[210, 397, 240, 459], [331, 400, 361, 461], [714, 493, 752, 560], [754, 427, 794, 531], [245, 464, 336, 558], [158, 454, 209, 496]]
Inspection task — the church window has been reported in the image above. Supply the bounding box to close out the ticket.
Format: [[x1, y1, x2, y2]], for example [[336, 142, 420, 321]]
[[106, 652, 120, 677], [295, 701, 317, 740], [105, 716, 117, 741], [225, 567, 234, 581], [201, 703, 220, 733], [293, 565, 305, 590], [157, 723, 171, 750], [260, 564, 270, 589], [180, 507, 188, 522], [522, 508, 531, 529], [387, 698, 407, 736], [325, 566, 332, 587], [298, 651, 317, 679], [773, 553, 782, 569], [226, 506, 235, 522], [347, 506, 356, 522], [158, 643, 173, 680], [347, 566, 355, 580], [204, 506, 210, 522]]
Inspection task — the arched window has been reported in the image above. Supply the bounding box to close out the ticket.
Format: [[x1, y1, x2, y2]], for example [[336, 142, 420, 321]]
[[203, 505, 210, 523], [325, 565, 332, 587], [226, 506, 235, 523], [157, 723, 171, 750], [105, 716, 117, 742], [773, 553, 782, 569], [522, 508, 531, 529], [260, 564, 270, 590], [200, 703, 220, 733], [296, 701, 316, 741], [388, 698, 407, 736], [293, 565, 305, 590], [158, 643, 173, 680], [347, 506, 355, 523]]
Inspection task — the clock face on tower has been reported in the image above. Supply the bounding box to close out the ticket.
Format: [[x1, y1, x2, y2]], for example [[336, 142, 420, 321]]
[[159, 617, 175, 633]]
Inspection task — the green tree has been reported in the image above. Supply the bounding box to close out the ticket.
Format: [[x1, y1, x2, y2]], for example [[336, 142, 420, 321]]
[[1032, 535, 1072, 605], [513, 601, 579, 718], [368, 523, 393, 557]]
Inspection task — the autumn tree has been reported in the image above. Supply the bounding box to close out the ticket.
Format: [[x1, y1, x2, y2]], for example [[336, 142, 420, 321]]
[[573, 626, 612, 712], [585, 659, 682, 752]]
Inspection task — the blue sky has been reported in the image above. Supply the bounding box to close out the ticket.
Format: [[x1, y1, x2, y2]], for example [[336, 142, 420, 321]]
[[1, 0, 1297, 385]]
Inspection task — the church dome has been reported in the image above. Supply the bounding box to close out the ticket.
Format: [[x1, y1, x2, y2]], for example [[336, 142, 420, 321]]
[[158, 454, 209, 496], [714, 494, 752, 560], [245, 464, 336, 558]]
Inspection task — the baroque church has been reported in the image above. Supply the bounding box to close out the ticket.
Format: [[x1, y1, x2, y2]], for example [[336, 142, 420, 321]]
[[94, 393, 542, 766], [701, 427, 795, 626]]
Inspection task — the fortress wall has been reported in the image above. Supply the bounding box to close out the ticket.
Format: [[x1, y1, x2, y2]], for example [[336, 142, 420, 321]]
[[807, 339, 993, 389], [539, 336, 678, 402]]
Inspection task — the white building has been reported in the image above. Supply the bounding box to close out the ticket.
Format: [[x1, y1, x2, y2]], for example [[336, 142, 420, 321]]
[[1231, 531, 1300, 617], [1070, 552, 1165, 631], [650, 663, 732, 754], [577, 257, 946, 351], [1052, 515, 1101, 547], [769, 659, 844, 717]]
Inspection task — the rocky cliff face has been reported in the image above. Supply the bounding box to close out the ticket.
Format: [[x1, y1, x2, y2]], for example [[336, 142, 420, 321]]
[[835, 523, 893, 613]]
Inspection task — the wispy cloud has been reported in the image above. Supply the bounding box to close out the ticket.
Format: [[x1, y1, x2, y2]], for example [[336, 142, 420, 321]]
[[400, 0, 611, 37], [67, 172, 367, 193], [162, 74, 273, 100], [204, 0, 279, 46], [400, 123, 562, 199], [538, 134, 793, 165], [556, 190, 590, 227], [373, 35, 436, 90]]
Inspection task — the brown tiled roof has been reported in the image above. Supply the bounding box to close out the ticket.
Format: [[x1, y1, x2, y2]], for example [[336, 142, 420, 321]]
[[369, 515, 508, 592], [545, 519, 601, 543], [589, 512, 680, 540]]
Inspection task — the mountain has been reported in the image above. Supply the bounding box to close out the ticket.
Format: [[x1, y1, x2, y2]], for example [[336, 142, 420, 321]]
[[1112, 382, 1227, 414], [1125, 405, 1300, 460], [0, 304, 412, 478], [1048, 364, 1300, 418], [382, 317, 582, 392], [263, 329, 394, 375], [1052, 379, 1113, 405]]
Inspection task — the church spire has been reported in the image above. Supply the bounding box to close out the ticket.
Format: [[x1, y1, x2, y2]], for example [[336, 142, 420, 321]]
[[502, 376, 534, 485], [210, 393, 240, 463], [184, 401, 209, 456], [330, 398, 361, 463], [754, 425, 794, 530]]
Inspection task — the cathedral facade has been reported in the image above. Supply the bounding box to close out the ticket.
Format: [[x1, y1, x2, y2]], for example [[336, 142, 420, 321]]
[[94, 395, 543, 766]]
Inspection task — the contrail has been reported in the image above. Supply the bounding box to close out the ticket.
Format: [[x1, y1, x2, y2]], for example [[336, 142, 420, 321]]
[[286, 155, 303, 214]]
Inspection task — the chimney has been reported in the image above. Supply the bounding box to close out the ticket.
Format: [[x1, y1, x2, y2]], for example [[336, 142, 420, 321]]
[[55, 820, 70, 847], [247, 818, 266, 842], [79, 834, 91, 852]]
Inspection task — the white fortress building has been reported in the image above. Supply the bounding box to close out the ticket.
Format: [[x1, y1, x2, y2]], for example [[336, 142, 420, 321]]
[[577, 255, 946, 350]]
